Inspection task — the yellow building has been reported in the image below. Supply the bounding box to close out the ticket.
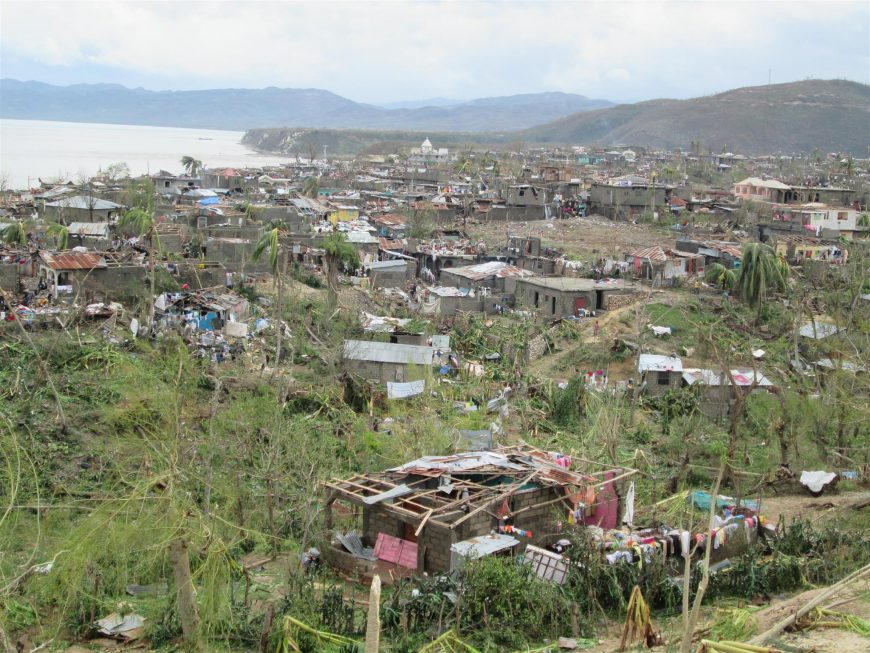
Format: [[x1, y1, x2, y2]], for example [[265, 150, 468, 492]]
[[327, 204, 360, 224]]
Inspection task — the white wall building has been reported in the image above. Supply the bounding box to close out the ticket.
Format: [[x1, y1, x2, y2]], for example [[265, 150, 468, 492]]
[[410, 138, 450, 164]]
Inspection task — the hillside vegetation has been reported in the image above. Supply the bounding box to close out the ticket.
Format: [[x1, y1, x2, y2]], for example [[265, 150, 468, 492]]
[[522, 79, 870, 154]]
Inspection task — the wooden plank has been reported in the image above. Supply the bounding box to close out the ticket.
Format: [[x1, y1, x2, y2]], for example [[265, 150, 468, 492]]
[[414, 509, 434, 537], [449, 471, 538, 530]]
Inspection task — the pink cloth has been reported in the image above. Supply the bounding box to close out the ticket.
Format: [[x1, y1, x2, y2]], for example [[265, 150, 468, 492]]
[[582, 471, 619, 529]]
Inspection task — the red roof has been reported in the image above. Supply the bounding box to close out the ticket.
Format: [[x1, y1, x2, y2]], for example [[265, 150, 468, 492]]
[[628, 245, 668, 262], [371, 213, 406, 226], [379, 237, 406, 250], [40, 252, 107, 270]]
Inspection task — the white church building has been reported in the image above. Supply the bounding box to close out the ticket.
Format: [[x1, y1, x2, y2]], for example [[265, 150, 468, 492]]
[[409, 138, 450, 164]]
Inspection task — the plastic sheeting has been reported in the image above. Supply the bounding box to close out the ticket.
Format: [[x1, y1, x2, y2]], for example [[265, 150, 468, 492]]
[[800, 470, 837, 494], [386, 380, 425, 400]]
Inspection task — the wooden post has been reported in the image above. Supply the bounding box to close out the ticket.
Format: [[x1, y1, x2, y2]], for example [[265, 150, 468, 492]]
[[364, 574, 381, 653]]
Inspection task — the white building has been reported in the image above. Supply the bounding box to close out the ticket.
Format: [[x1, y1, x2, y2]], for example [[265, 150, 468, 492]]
[[775, 204, 859, 238], [410, 138, 450, 164]]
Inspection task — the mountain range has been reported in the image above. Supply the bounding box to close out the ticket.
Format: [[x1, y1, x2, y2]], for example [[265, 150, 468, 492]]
[[241, 80, 870, 156], [0, 79, 612, 132], [2, 78, 867, 154]]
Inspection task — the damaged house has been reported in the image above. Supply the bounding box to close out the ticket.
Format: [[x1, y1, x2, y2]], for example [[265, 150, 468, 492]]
[[439, 261, 532, 296], [342, 339, 447, 384], [681, 368, 775, 422], [625, 245, 704, 285], [324, 445, 634, 576], [514, 277, 634, 317]]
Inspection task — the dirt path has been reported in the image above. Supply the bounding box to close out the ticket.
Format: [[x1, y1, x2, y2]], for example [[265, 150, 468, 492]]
[[758, 490, 870, 522], [466, 215, 677, 261]]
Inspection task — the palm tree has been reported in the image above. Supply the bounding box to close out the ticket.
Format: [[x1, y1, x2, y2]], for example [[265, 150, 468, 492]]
[[1, 222, 28, 246], [180, 156, 203, 177], [118, 208, 159, 325], [46, 223, 69, 250], [858, 213, 870, 228], [736, 243, 789, 316], [839, 156, 855, 180], [704, 262, 736, 291], [302, 176, 320, 198], [252, 227, 285, 377], [321, 230, 358, 307]]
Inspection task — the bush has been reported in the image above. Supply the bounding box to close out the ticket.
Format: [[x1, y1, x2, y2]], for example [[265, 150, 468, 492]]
[[459, 556, 573, 647]]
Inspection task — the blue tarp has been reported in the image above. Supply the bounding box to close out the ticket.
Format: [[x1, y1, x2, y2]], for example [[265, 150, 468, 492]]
[[196, 311, 218, 331], [689, 491, 758, 512], [198, 196, 220, 206]]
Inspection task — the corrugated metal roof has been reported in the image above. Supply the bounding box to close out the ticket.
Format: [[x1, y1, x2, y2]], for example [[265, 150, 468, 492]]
[[346, 231, 379, 244], [799, 320, 841, 339], [342, 340, 434, 365], [451, 534, 519, 559], [365, 259, 407, 270], [517, 277, 624, 292], [67, 222, 110, 237], [682, 368, 772, 387], [371, 213, 406, 226], [39, 252, 107, 270], [44, 195, 123, 210], [734, 177, 791, 190], [628, 245, 668, 262], [443, 261, 532, 281], [638, 354, 683, 373], [389, 452, 527, 474]]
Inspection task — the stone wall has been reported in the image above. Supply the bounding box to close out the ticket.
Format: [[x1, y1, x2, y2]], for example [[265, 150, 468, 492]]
[[604, 291, 643, 311], [528, 334, 549, 361]]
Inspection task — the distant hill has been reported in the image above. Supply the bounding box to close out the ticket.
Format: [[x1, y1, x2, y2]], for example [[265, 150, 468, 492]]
[[0, 79, 611, 132], [521, 80, 870, 155], [380, 98, 463, 109]]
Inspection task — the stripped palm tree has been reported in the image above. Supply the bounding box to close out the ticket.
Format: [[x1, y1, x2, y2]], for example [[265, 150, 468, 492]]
[[704, 262, 736, 291], [180, 156, 203, 177], [321, 230, 358, 308], [118, 208, 159, 325], [0, 222, 28, 246], [302, 176, 320, 198], [252, 226, 285, 377], [736, 243, 789, 317], [46, 223, 69, 250]]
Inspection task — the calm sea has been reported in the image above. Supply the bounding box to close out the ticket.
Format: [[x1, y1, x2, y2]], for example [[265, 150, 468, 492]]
[[0, 119, 293, 190]]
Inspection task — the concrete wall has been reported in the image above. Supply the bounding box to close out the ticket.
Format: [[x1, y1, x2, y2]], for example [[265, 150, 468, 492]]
[[204, 239, 277, 274], [517, 283, 596, 318], [429, 293, 484, 317], [484, 206, 549, 222], [643, 370, 681, 396], [0, 264, 20, 293], [368, 267, 408, 289], [174, 263, 227, 290], [74, 266, 148, 303], [43, 206, 118, 224], [344, 359, 427, 384]]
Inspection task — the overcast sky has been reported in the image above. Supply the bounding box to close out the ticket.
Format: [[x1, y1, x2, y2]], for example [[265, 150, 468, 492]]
[[1, 0, 868, 105]]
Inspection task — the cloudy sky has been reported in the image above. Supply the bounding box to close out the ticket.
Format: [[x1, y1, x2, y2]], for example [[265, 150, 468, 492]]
[[1, 0, 867, 104]]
